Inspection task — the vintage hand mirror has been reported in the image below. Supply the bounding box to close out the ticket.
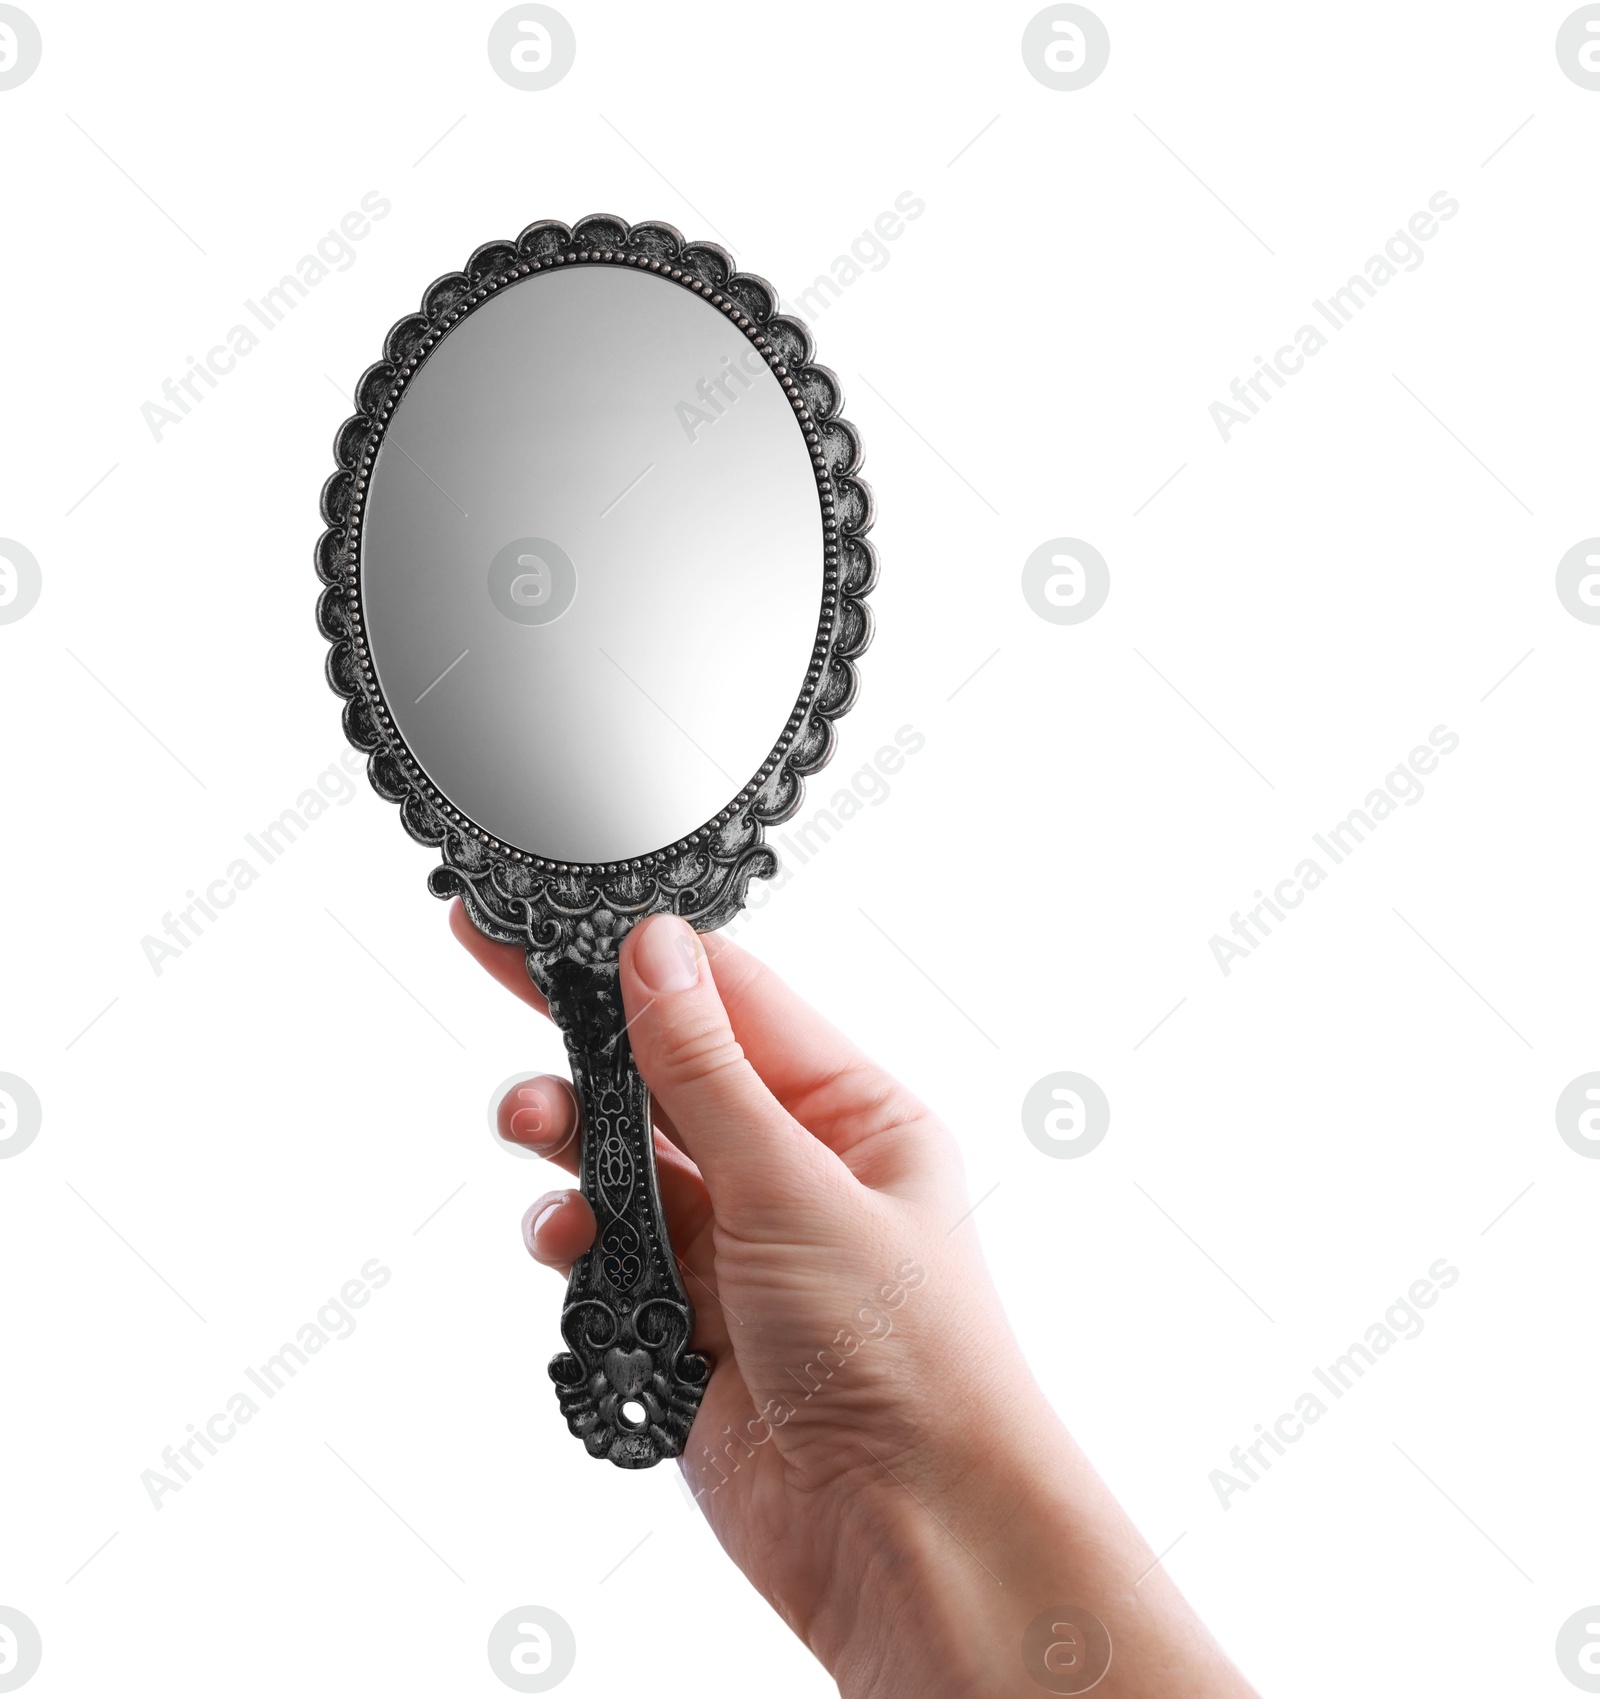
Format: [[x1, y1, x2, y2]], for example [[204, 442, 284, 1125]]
[[316, 215, 873, 1468]]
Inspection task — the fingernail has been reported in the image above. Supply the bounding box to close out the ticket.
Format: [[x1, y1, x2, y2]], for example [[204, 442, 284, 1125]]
[[526, 1194, 563, 1252], [632, 914, 700, 994], [506, 1082, 553, 1146]]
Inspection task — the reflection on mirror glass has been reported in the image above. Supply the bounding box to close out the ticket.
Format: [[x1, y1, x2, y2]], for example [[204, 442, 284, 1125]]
[[359, 265, 823, 864]]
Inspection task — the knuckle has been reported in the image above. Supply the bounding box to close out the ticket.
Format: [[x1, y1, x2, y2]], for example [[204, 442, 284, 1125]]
[[832, 1061, 934, 1142], [864, 1075, 930, 1138]]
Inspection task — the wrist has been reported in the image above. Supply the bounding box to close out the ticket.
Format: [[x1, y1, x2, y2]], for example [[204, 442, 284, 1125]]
[[808, 1412, 1081, 1698], [806, 1409, 1255, 1699]]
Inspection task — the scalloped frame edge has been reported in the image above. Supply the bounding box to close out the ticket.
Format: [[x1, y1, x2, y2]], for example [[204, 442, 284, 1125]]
[[315, 213, 875, 986]]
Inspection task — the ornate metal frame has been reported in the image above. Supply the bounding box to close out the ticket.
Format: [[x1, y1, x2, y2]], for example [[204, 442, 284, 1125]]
[[316, 214, 874, 1467]]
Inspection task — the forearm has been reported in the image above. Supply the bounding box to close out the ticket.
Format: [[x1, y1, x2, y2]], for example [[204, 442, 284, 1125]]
[[811, 1416, 1257, 1699]]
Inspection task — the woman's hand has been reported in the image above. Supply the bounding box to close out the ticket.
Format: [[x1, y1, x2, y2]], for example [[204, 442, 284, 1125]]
[[453, 903, 1256, 1699]]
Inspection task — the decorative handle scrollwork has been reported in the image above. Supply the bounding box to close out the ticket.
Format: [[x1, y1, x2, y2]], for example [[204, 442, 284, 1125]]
[[544, 959, 710, 1468]]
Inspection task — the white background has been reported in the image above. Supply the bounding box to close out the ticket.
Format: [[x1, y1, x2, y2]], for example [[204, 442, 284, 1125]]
[[2, 2, 1597, 1694]]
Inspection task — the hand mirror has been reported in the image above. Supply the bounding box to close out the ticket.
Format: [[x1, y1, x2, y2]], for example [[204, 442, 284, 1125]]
[[316, 215, 874, 1468]]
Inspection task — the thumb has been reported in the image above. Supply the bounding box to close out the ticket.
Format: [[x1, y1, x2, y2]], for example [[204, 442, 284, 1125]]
[[619, 914, 835, 1217]]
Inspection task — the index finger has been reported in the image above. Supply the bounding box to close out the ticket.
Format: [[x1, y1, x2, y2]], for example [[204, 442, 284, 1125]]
[[701, 932, 894, 1111], [447, 900, 549, 1017]]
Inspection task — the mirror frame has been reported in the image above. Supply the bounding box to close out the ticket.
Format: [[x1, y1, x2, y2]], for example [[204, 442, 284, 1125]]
[[316, 213, 875, 989], [316, 215, 875, 1469]]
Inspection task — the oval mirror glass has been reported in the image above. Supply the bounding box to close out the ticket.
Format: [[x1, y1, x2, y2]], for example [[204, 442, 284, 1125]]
[[358, 263, 824, 864]]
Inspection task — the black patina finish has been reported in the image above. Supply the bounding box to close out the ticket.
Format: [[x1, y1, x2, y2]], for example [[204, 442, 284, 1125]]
[[317, 214, 874, 1467]]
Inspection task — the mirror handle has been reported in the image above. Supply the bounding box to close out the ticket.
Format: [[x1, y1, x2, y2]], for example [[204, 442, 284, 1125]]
[[545, 963, 710, 1467]]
